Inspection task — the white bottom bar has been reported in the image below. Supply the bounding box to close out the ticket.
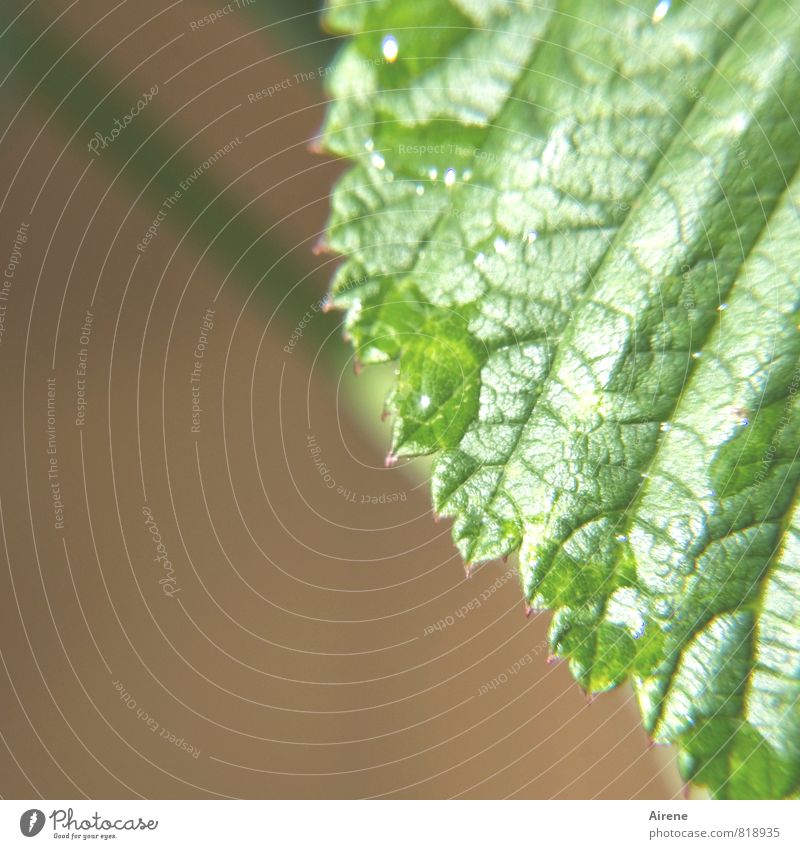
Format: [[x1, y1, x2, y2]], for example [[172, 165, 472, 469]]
[[2, 799, 797, 847]]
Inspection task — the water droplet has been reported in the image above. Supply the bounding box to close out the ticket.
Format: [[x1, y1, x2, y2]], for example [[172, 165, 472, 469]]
[[659, 422, 672, 433], [474, 252, 486, 269], [615, 534, 628, 542], [494, 236, 507, 254], [692, 351, 702, 359], [717, 302, 728, 311], [371, 152, 385, 170], [654, 598, 674, 617], [415, 184, 424, 196], [428, 167, 438, 181], [526, 230, 538, 244], [419, 394, 431, 410], [654, 563, 670, 579], [444, 168, 456, 187], [462, 168, 472, 181], [382, 35, 399, 63], [364, 138, 374, 152], [652, 0, 670, 24]]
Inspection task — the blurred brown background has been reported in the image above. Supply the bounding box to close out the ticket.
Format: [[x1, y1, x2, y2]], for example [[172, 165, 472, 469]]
[[0, 0, 679, 798]]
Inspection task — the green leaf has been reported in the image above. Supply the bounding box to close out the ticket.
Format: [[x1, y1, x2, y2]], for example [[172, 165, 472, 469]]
[[321, 0, 800, 799]]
